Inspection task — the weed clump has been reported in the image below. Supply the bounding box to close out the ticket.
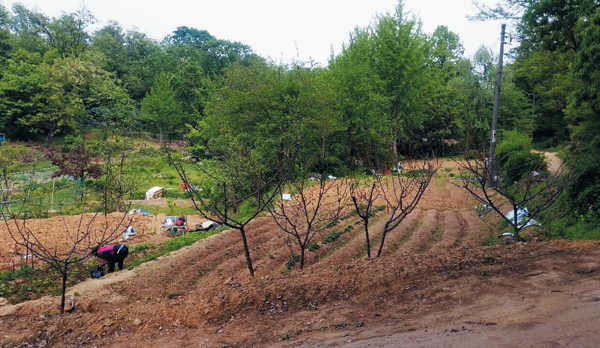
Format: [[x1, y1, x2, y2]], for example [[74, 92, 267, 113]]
[[307, 242, 320, 251], [167, 292, 180, 299]]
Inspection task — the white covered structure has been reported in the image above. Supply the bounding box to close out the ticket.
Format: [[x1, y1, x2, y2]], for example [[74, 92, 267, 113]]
[[145, 186, 164, 200]]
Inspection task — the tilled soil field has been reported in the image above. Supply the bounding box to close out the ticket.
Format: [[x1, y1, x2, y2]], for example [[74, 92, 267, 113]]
[[1, 168, 599, 347]]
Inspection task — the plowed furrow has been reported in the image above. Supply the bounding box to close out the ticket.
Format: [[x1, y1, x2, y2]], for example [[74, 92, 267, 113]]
[[431, 211, 462, 250], [395, 210, 439, 254], [312, 218, 377, 266], [373, 210, 423, 257]]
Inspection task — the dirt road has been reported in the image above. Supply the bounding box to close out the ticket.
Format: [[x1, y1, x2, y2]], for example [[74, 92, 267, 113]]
[[532, 151, 563, 174]]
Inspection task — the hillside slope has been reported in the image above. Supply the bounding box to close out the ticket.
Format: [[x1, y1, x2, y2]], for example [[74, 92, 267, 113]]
[[1, 174, 599, 347]]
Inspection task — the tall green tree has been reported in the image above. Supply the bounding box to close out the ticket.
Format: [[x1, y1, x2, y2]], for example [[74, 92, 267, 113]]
[[167, 26, 214, 48], [19, 54, 128, 143], [513, 50, 579, 144], [141, 72, 182, 145], [0, 49, 43, 139], [0, 5, 12, 71], [9, 4, 95, 57], [371, 2, 430, 158], [330, 28, 389, 170]]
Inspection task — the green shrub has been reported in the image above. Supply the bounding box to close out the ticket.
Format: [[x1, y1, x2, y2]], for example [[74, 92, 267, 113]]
[[286, 253, 301, 270], [496, 131, 545, 184], [561, 209, 600, 240], [62, 135, 84, 151], [323, 231, 342, 244], [307, 242, 320, 251], [0, 266, 34, 281]]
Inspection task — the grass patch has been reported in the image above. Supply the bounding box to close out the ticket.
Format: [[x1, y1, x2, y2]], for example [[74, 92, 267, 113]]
[[131, 243, 156, 252], [340, 211, 358, 221], [128, 227, 225, 269], [0, 264, 90, 304], [431, 223, 444, 244]]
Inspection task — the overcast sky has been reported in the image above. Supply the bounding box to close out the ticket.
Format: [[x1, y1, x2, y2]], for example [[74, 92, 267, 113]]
[[0, 0, 505, 66]]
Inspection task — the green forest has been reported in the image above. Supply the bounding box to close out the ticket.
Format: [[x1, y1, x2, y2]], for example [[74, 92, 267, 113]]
[[0, 0, 599, 240]]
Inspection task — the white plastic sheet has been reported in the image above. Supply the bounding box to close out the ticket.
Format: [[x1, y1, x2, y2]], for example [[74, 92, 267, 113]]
[[505, 207, 541, 229]]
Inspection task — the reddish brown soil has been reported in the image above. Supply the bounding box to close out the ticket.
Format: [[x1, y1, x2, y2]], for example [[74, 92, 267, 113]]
[[0, 213, 155, 270], [1, 164, 599, 347]]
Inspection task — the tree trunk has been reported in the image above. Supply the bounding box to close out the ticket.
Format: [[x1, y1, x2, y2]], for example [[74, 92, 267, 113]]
[[60, 268, 68, 315], [299, 247, 305, 269], [347, 127, 354, 171], [376, 222, 391, 258], [513, 207, 520, 242], [159, 128, 163, 146], [364, 219, 371, 258], [239, 227, 254, 277], [513, 207, 520, 241], [46, 126, 56, 145]]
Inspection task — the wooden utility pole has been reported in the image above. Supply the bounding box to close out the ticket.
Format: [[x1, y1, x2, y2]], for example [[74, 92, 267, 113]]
[[487, 23, 506, 187]]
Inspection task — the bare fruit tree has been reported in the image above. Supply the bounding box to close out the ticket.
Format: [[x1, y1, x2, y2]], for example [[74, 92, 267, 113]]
[[376, 159, 438, 257], [269, 173, 348, 269], [456, 150, 575, 241], [350, 177, 380, 259], [350, 159, 438, 258], [5, 205, 130, 314], [169, 147, 295, 278]]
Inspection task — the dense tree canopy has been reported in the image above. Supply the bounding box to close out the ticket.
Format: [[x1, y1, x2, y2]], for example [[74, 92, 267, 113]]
[[0, 0, 599, 238]]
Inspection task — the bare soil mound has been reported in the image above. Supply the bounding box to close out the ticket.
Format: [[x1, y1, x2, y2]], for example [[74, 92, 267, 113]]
[[1, 170, 598, 347]]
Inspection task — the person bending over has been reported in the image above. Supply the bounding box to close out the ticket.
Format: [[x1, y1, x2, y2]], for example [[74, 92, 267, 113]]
[[93, 244, 129, 273]]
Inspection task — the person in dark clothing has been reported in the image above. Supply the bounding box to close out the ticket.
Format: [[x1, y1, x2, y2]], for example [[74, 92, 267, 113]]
[[93, 244, 129, 273]]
